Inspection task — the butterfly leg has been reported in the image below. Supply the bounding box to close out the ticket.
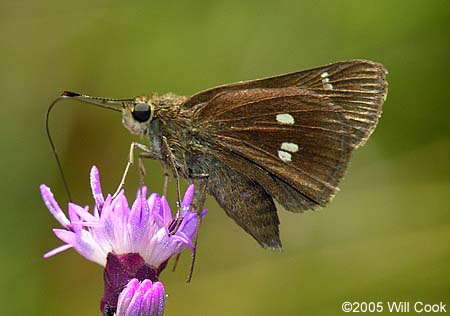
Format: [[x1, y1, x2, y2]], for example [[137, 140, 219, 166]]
[[191, 173, 210, 212], [112, 142, 153, 198], [162, 164, 170, 196], [161, 136, 182, 204], [185, 172, 209, 283]]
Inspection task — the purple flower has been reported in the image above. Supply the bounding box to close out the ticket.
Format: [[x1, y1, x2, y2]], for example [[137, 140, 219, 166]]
[[41, 166, 207, 316], [41, 166, 206, 269], [115, 279, 165, 316]]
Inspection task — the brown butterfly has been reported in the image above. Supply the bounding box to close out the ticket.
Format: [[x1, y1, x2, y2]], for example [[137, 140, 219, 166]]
[[49, 60, 388, 250]]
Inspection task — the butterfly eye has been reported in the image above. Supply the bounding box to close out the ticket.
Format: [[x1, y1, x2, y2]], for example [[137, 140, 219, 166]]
[[131, 103, 151, 122]]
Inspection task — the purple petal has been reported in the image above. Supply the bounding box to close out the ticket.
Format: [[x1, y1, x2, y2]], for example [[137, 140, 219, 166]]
[[71, 204, 97, 223], [133, 191, 151, 225], [136, 186, 148, 199], [150, 282, 166, 316], [90, 166, 104, 210], [53, 229, 104, 264], [126, 289, 145, 316], [99, 194, 113, 220], [112, 191, 129, 219], [70, 205, 96, 233], [176, 213, 199, 239], [67, 204, 79, 222], [142, 281, 165, 316], [139, 279, 153, 293], [40, 185, 70, 228], [52, 229, 77, 248], [141, 291, 153, 316], [160, 196, 172, 226], [116, 279, 140, 316], [43, 244, 73, 258], [129, 195, 151, 244], [124, 279, 154, 316], [181, 184, 195, 213], [149, 193, 161, 216], [147, 193, 159, 211], [130, 197, 144, 225], [149, 196, 166, 231], [171, 233, 194, 251]]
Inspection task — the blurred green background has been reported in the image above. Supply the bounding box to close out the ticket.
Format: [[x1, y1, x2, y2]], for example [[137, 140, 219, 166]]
[[1, 0, 449, 315]]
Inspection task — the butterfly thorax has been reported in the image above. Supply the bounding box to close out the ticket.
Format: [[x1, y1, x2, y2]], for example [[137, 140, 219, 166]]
[[122, 93, 197, 177]]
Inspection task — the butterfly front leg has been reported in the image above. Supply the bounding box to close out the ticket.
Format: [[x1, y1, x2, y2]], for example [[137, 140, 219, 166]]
[[112, 142, 156, 198]]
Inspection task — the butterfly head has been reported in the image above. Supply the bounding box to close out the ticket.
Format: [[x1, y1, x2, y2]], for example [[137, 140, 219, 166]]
[[121, 96, 155, 137]]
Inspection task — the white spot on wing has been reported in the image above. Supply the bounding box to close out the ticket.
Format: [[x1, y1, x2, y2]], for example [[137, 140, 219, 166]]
[[281, 142, 299, 153], [320, 71, 333, 90], [276, 113, 294, 125], [323, 83, 333, 90], [277, 150, 292, 162]]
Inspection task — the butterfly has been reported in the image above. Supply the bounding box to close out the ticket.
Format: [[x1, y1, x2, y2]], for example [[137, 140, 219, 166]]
[[51, 60, 388, 250]]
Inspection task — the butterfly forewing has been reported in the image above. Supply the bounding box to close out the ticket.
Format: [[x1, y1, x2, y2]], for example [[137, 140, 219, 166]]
[[186, 60, 386, 146], [193, 88, 351, 209], [187, 60, 387, 213]]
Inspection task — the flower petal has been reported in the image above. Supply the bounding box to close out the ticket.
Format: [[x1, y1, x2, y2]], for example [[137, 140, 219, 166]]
[[116, 279, 140, 316], [181, 184, 195, 213], [159, 195, 172, 226], [43, 244, 73, 258], [149, 282, 166, 316], [90, 166, 104, 210], [136, 186, 148, 199], [40, 185, 70, 228], [53, 229, 106, 265]]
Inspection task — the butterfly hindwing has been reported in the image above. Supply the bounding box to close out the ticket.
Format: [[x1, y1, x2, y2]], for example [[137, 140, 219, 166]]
[[187, 152, 281, 249]]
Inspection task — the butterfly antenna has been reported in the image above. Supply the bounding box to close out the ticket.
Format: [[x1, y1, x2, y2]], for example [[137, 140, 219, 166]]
[[45, 95, 73, 201], [45, 91, 129, 202]]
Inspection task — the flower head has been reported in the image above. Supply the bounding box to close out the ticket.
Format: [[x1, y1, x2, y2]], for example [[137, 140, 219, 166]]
[[42, 166, 206, 316], [41, 166, 206, 269], [112, 279, 165, 316]]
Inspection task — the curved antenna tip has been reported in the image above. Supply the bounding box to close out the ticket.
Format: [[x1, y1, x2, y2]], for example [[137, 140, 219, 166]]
[[60, 91, 81, 97]]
